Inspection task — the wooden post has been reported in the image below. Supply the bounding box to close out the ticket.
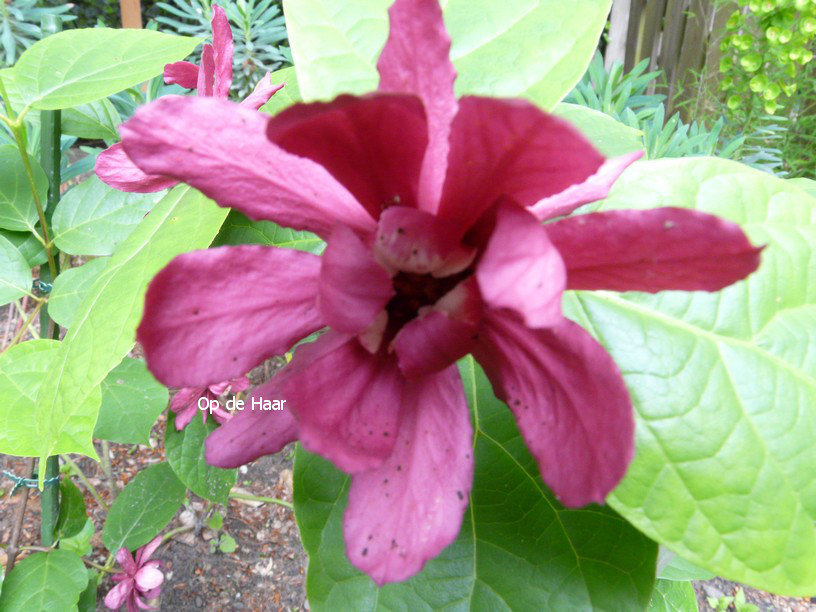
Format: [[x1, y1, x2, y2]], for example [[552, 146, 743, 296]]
[[606, 0, 632, 69], [120, 0, 143, 29]]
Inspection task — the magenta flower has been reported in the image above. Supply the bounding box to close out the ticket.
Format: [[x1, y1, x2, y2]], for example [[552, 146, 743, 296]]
[[169, 375, 250, 430], [120, 0, 761, 585], [104, 536, 164, 611], [95, 4, 283, 193]]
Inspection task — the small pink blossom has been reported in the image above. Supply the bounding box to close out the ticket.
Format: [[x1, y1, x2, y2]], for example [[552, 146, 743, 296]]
[[104, 536, 164, 612], [95, 5, 283, 193], [170, 376, 250, 430], [120, 0, 762, 585]]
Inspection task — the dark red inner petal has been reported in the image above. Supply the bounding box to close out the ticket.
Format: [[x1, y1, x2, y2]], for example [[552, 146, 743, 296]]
[[385, 269, 471, 342], [267, 94, 428, 220]]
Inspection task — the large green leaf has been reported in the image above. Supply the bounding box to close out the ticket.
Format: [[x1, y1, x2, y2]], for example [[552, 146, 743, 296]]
[[283, 0, 611, 110], [94, 357, 169, 445], [554, 103, 644, 158], [31, 187, 227, 472], [214, 210, 324, 253], [52, 176, 165, 256], [0, 341, 100, 457], [0, 549, 87, 612], [55, 477, 88, 540], [165, 412, 237, 505], [0, 144, 48, 233], [562, 157, 816, 595], [295, 358, 657, 610], [103, 462, 185, 553], [647, 580, 698, 612], [260, 66, 302, 116], [11, 28, 200, 110], [0, 233, 31, 306], [48, 258, 109, 330], [61, 98, 122, 141], [789, 177, 816, 198], [0, 228, 47, 267]]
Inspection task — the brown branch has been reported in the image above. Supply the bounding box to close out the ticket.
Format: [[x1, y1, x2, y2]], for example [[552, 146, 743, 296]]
[[5, 458, 35, 571]]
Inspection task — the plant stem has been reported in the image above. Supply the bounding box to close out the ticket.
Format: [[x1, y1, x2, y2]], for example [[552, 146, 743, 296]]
[[39, 456, 60, 547], [3, 301, 44, 351], [161, 525, 194, 545], [5, 458, 35, 572], [61, 455, 109, 512], [228, 490, 293, 510], [100, 440, 119, 501]]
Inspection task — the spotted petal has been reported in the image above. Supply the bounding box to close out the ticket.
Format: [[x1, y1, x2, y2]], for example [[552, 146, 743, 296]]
[[138, 245, 323, 387], [343, 364, 473, 585], [120, 96, 375, 238]]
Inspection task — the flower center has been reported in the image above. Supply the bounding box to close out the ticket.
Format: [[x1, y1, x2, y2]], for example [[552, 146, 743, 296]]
[[385, 270, 470, 334]]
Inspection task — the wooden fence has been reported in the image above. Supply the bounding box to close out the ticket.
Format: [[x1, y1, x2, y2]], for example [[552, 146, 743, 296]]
[[605, 0, 732, 115]]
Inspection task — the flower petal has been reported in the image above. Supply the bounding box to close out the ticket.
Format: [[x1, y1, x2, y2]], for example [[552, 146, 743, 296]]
[[205, 378, 298, 468], [95, 143, 177, 194], [104, 578, 133, 610], [210, 5, 233, 99], [208, 376, 250, 396], [476, 202, 566, 328], [120, 96, 375, 238], [473, 313, 634, 507], [438, 97, 605, 231], [134, 566, 164, 592], [137, 245, 323, 387], [529, 151, 644, 221], [374, 206, 475, 276], [318, 225, 394, 334], [163, 61, 199, 89], [344, 365, 473, 585], [545, 208, 763, 292], [115, 547, 137, 575], [377, 0, 457, 213], [196, 44, 215, 97], [393, 278, 482, 377], [134, 536, 163, 565], [239, 73, 284, 111], [266, 94, 428, 218], [169, 389, 201, 431], [132, 593, 156, 611], [283, 332, 403, 473]]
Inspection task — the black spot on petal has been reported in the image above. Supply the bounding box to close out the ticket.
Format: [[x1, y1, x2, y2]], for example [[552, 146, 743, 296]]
[[362, 548, 368, 557], [457, 490, 464, 500]]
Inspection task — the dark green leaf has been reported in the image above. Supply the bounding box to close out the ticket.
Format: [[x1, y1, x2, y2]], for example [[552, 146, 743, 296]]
[[0, 550, 87, 611], [214, 209, 324, 253], [61, 98, 121, 141], [102, 462, 185, 553], [165, 412, 237, 505], [0, 144, 48, 233], [94, 357, 169, 445], [76, 569, 98, 612], [294, 358, 657, 610], [56, 477, 87, 540], [0, 228, 47, 267]]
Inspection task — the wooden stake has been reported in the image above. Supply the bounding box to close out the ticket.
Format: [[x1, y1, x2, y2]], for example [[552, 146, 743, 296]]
[[120, 0, 143, 29]]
